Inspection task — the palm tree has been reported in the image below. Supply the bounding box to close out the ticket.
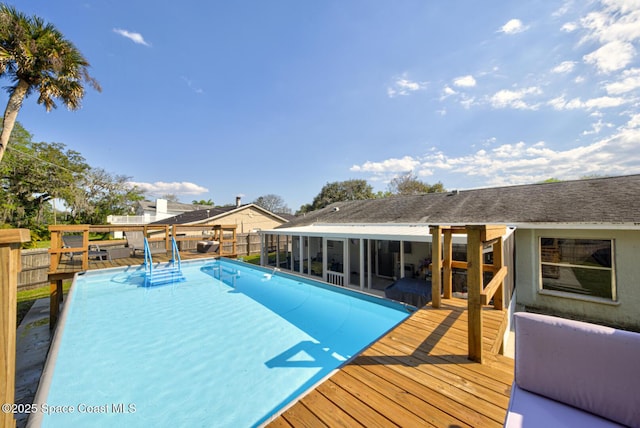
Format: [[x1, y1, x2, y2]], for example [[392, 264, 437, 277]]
[[0, 5, 100, 163]]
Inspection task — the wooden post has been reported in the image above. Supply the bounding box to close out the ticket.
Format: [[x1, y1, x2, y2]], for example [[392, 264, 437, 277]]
[[429, 226, 442, 309], [81, 228, 89, 270], [0, 229, 30, 428], [466, 225, 484, 363], [49, 229, 62, 272], [493, 238, 504, 310], [49, 277, 64, 330], [443, 229, 453, 299]]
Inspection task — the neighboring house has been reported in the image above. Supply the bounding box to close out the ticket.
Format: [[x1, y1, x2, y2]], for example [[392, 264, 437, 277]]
[[259, 174, 640, 331], [107, 198, 215, 225], [153, 197, 290, 234]]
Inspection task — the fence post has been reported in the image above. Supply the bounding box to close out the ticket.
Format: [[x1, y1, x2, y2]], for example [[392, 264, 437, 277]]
[[0, 229, 30, 428]]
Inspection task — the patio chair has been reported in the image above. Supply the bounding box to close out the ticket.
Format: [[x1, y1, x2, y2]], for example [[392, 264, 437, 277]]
[[125, 231, 165, 256], [62, 235, 109, 261]]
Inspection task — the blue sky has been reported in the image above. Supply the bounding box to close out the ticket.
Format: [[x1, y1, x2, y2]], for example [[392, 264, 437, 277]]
[[5, 0, 640, 211]]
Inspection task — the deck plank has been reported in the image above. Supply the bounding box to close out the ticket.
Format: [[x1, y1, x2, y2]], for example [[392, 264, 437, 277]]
[[315, 380, 398, 427], [268, 297, 514, 427]]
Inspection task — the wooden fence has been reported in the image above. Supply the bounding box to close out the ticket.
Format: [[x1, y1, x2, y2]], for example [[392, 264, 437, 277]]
[[17, 233, 262, 291]]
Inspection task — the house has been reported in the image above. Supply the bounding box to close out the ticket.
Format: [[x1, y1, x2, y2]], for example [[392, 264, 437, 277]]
[[259, 174, 640, 331], [107, 198, 215, 225], [153, 197, 290, 234]]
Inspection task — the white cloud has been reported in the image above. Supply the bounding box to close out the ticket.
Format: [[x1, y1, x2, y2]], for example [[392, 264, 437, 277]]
[[552, 61, 576, 73], [605, 68, 640, 94], [548, 95, 628, 110], [627, 113, 640, 128], [113, 28, 151, 46], [580, 5, 640, 45], [583, 40, 635, 73], [498, 19, 527, 34], [387, 76, 427, 98], [582, 118, 613, 135], [127, 181, 208, 195], [460, 96, 476, 109], [363, 133, 638, 187], [453, 75, 477, 87], [181, 76, 204, 94], [562, 22, 578, 32], [490, 87, 542, 110], [442, 86, 456, 97], [350, 156, 420, 173]]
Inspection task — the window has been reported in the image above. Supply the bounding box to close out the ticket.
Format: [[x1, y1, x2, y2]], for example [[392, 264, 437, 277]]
[[540, 238, 615, 300]]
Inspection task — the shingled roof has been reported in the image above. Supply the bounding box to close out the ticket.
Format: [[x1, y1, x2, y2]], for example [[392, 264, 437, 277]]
[[152, 204, 290, 225], [281, 175, 640, 228]]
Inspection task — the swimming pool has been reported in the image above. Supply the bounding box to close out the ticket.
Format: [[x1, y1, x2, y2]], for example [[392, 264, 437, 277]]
[[33, 258, 411, 427]]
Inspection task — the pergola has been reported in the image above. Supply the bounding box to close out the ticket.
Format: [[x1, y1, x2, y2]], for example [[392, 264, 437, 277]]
[[430, 225, 508, 363]]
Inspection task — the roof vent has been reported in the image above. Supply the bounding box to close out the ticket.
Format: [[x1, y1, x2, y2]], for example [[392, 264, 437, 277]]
[[333, 207, 340, 212]]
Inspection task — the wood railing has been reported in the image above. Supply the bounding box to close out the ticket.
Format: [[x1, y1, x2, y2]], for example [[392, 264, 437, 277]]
[[430, 224, 509, 363], [49, 224, 238, 272], [0, 229, 30, 428]]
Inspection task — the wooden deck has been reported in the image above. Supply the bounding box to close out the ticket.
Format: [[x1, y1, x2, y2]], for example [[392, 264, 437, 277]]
[[267, 298, 514, 427]]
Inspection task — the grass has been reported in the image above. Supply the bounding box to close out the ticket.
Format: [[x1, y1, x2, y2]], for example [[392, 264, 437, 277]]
[[241, 254, 261, 265], [17, 282, 71, 327]]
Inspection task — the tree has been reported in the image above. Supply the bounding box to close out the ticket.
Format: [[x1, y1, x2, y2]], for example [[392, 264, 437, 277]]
[[299, 179, 375, 213], [192, 199, 214, 206], [388, 171, 446, 195], [67, 168, 144, 224], [161, 194, 179, 203], [0, 5, 100, 164], [0, 121, 88, 230], [253, 194, 291, 214]]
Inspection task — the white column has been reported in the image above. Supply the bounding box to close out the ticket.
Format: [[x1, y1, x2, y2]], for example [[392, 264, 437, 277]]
[[322, 238, 327, 282], [344, 239, 350, 287], [298, 235, 304, 274], [367, 239, 372, 290], [359, 238, 365, 290], [260, 234, 265, 266], [400, 240, 405, 278]]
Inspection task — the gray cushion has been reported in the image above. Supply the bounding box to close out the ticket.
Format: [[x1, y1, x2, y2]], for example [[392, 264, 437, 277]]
[[513, 312, 640, 427], [505, 384, 623, 427]]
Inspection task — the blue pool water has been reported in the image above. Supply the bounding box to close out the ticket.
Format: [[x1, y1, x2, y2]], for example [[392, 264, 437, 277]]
[[36, 259, 411, 427]]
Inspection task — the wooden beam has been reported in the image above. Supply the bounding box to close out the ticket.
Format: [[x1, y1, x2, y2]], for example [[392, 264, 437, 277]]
[[451, 260, 500, 273], [492, 238, 505, 310], [429, 226, 442, 309], [481, 225, 507, 243], [0, 229, 30, 428], [466, 226, 484, 363], [443, 229, 453, 299], [480, 266, 508, 306]]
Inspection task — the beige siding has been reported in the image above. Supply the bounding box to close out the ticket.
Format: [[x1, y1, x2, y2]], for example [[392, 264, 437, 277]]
[[515, 228, 640, 330], [205, 206, 285, 234]]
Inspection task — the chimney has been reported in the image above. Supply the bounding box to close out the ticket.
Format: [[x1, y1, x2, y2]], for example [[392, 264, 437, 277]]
[[156, 198, 168, 215], [236, 196, 241, 207]]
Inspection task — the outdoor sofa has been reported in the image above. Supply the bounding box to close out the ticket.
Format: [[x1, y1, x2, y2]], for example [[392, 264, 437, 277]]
[[504, 312, 640, 427]]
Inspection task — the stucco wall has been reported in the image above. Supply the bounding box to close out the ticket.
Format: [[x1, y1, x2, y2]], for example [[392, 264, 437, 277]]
[[206, 207, 285, 233], [515, 228, 640, 330]]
